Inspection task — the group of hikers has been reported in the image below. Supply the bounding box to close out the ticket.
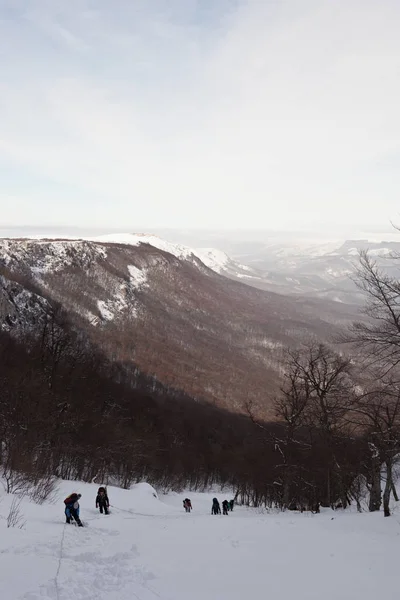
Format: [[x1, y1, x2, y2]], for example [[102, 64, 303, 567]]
[[182, 497, 234, 515], [63, 489, 235, 525], [211, 498, 234, 515], [63, 487, 110, 526]]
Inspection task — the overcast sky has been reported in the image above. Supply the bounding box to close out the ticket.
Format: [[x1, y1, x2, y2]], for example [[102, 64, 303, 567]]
[[1, 0, 399, 232]]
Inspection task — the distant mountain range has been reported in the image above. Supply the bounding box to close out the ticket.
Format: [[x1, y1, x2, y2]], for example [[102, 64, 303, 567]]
[[143, 231, 400, 305], [225, 238, 400, 304]]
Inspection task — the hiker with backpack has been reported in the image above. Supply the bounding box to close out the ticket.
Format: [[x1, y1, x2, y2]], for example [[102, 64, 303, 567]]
[[96, 487, 110, 515], [183, 498, 192, 512], [64, 493, 83, 526], [211, 498, 221, 515], [222, 500, 229, 515]]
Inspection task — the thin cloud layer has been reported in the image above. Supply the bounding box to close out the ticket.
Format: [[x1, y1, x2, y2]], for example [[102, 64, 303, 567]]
[[1, 0, 399, 230]]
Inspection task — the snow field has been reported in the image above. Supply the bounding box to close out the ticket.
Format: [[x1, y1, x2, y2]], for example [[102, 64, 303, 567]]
[[0, 480, 399, 600]]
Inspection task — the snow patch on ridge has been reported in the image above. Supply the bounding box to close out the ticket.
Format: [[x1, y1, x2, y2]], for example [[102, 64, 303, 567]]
[[97, 287, 131, 323], [95, 265, 148, 324], [128, 265, 148, 288], [97, 300, 115, 321], [192, 248, 230, 273]]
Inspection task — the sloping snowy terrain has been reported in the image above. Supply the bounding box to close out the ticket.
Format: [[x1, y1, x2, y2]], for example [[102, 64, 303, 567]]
[[0, 480, 398, 600]]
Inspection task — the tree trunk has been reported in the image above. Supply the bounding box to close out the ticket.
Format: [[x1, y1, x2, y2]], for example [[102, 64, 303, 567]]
[[391, 481, 399, 502], [282, 465, 292, 509], [383, 460, 393, 517], [368, 454, 382, 512], [326, 468, 331, 508], [336, 467, 349, 509]]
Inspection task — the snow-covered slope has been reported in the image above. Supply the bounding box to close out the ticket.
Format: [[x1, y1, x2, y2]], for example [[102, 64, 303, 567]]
[[191, 247, 230, 273], [88, 233, 194, 260], [0, 479, 398, 600]]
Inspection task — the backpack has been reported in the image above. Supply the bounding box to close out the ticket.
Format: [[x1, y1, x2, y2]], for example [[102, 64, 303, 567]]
[[64, 494, 77, 505]]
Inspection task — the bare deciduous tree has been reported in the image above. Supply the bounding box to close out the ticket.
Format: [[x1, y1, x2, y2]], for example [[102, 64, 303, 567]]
[[349, 251, 400, 372], [283, 344, 355, 508], [273, 351, 311, 509], [345, 248, 400, 516], [352, 379, 400, 516]]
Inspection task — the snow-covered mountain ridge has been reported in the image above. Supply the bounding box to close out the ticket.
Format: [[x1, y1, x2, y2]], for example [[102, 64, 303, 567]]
[[6, 231, 400, 305], [85, 232, 400, 305], [23, 232, 246, 276]]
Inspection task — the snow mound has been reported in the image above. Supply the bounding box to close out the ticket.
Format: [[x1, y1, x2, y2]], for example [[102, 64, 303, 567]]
[[130, 482, 158, 499]]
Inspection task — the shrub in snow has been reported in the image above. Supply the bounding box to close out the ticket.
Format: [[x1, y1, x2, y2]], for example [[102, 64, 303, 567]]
[[2, 467, 58, 504], [2, 468, 31, 496], [28, 476, 59, 505], [7, 497, 25, 529]]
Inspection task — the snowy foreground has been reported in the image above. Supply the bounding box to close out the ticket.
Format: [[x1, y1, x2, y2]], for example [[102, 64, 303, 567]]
[[0, 481, 399, 600]]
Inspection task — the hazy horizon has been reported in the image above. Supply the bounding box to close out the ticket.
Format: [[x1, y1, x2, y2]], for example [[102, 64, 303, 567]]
[[1, 223, 400, 245], [1, 1, 399, 232]]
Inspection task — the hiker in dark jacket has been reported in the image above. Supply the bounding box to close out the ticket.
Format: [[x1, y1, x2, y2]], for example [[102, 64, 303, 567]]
[[211, 498, 221, 515], [222, 500, 229, 515], [64, 493, 83, 526], [96, 487, 110, 515], [229, 499, 234, 511], [183, 498, 192, 512]]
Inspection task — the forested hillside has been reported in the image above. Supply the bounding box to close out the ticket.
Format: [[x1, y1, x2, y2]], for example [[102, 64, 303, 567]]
[[0, 238, 358, 417]]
